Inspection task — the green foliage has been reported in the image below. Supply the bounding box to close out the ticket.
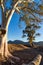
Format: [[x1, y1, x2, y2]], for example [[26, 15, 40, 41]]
[[19, 0, 43, 47], [39, 5, 43, 10], [22, 23, 41, 47], [1, 0, 43, 47], [19, 1, 43, 24]]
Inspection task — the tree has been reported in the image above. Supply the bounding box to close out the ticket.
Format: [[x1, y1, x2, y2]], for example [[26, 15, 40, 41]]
[[22, 23, 40, 47], [0, 0, 34, 61], [0, 0, 43, 61], [19, 0, 43, 47]]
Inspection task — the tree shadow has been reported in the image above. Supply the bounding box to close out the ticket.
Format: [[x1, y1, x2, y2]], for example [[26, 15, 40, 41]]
[[0, 46, 43, 65]]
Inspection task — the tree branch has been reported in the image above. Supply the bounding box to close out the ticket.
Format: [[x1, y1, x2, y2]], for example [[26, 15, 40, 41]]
[[1, 0, 5, 12], [5, 0, 33, 30], [6, 0, 22, 30]]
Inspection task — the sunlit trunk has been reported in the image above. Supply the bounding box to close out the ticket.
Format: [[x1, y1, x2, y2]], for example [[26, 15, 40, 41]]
[[0, 29, 8, 58], [29, 39, 33, 47], [0, 0, 22, 60]]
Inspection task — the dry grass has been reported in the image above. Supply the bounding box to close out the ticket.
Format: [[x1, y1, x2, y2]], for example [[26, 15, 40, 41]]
[[0, 43, 43, 65], [8, 44, 29, 52]]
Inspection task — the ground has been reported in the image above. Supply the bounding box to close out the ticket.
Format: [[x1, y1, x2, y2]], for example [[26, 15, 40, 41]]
[[0, 43, 43, 65]]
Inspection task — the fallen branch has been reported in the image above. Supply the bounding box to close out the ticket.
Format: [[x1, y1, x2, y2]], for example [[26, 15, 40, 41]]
[[22, 54, 42, 65]]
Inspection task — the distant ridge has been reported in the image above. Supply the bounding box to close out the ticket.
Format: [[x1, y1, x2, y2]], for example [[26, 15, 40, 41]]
[[8, 40, 31, 47], [8, 40, 29, 44], [8, 40, 43, 46], [8, 40, 24, 44]]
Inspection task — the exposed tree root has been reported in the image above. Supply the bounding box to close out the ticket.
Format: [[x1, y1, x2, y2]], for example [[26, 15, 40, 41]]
[[6, 51, 20, 61], [0, 28, 20, 64], [0, 49, 20, 62], [7, 57, 15, 64]]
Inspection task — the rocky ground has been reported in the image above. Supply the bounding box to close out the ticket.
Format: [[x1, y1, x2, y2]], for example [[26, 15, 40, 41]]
[[0, 44, 43, 65]]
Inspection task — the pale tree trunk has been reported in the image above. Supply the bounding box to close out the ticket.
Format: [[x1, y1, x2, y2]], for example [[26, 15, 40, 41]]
[[0, 0, 31, 60], [0, 0, 22, 59], [0, 29, 8, 58], [0, 28, 14, 59], [1, 34, 7, 57]]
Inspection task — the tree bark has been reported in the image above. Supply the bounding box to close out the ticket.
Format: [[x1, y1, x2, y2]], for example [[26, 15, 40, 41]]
[[0, 0, 30, 59], [0, 0, 21, 59]]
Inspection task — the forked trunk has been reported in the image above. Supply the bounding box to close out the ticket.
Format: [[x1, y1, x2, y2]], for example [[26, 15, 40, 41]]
[[0, 0, 22, 61]]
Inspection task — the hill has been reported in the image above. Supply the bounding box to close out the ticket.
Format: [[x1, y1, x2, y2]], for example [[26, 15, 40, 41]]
[[8, 40, 43, 46], [0, 41, 43, 65]]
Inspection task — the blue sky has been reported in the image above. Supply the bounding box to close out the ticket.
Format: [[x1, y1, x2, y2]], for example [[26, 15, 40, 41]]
[[0, 0, 43, 42], [8, 12, 43, 42], [8, 12, 27, 42]]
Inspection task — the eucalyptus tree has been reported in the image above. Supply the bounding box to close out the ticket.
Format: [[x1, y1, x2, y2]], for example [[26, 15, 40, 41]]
[[0, 0, 43, 60], [22, 23, 41, 47], [0, 0, 34, 60], [19, 0, 43, 47]]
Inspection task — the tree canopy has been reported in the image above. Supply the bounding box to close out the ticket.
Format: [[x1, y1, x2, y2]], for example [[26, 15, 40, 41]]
[[19, 0, 43, 47]]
